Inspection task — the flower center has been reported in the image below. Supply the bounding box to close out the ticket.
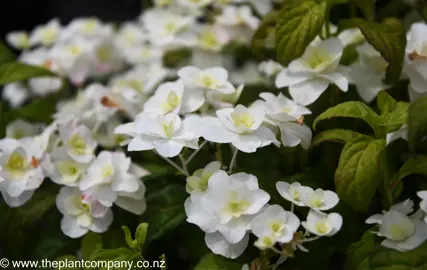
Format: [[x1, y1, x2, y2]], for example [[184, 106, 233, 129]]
[[162, 120, 175, 138], [57, 161, 79, 176], [388, 222, 415, 241], [67, 45, 82, 56], [161, 91, 180, 113], [41, 28, 57, 45], [231, 112, 254, 129], [311, 196, 324, 208], [83, 19, 97, 34], [96, 46, 112, 62], [6, 152, 27, 172], [271, 222, 284, 234], [200, 31, 220, 50], [303, 48, 331, 69], [291, 188, 300, 201], [12, 129, 26, 139], [200, 75, 217, 88], [262, 236, 274, 247], [102, 164, 114, 179], [69, 134, 87, 155], [282, 107, 292, 113], [315, 219, 331, 234], [165, 22, 178, 34]]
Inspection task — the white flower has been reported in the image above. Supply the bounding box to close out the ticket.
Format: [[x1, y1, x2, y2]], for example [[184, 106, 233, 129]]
[[61, 18, 113, 41], [0, 138, 44, 206], [195, 25, 231, 52], [206, 84, 244, 109], [42, 147, 88, 187], [6, 31, 31, 49], [302, 210, 343, 236], [200, 105, 279, 153], [79, 151, 141, 208], [6, 119, 43, 139], [177, 0, 212, 8], [417, 191, 427, 223], [115, 177, 148, 215], [114, 22, 147, 49], [275, 38, 348, 106], [337, 28, 364, 47], [386, 124, 408, 145], [186, 161, 222, 194], [59, 120, 97, 163], [216, 5, 260, 30], [251, 205, 300, 249], [404, 22, 427, 95], [56, 186, 113, 238], [258, 60, 284, 78], [185, 171, 270, 258], [256, 92, 312, 149], [301, 188, 339, 211], [120, 112, 200, 158], [30, 18, 61, 46], [366, 199, 416, 225], [144, 79, 203, 115], [178, 66, 235, 94], [276, 181, 311, 207], [2, 83, 29, 108], [348, 43, 390, 102]]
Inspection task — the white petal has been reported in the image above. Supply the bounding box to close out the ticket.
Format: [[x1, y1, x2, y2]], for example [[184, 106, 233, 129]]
[[112, 173, 140, 193], [90, 209, 114, 233], [180, 88, 205, 114], [218, 218, 248, 244], [279, 122, 312, 149], [185, 197, 219, 233], [1, 190, 34, 207], [115, 196, 147, 215], [61, 215, 88, 238], [366, 214, 384, 225], [205, 231, 249, 259], [127, 136, 155, 151], [201, 117, 235, 143], [289, 79, 329, 106], [275, 68, 309, 88], [396, 220, 427, 251], [318, 73, 348, 92], [153, 139, 185, 158]]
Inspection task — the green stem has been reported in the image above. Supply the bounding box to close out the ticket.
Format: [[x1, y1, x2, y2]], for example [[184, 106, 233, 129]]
[[179, 154, 189, 176], [228, 147, 239, 174], [186, 140, 208, 164], [155, 151, 189, 176]]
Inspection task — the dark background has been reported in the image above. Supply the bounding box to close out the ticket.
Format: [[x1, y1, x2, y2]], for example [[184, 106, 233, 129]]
[[0, 0, 143, 39]]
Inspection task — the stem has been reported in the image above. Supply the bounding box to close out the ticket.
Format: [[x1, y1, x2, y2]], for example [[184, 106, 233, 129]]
[[291, 203, 294, 213], [228, 147, 239, 174], [92, 121, 102, 135], [186, 140, 208, 164], [179, 154, 189, 176], [215, 143, 223, 165], [155, 151, 189, 176], [302, 236, 321, 243], [325, 4, 331, 38], [270, 255, 287, 270]]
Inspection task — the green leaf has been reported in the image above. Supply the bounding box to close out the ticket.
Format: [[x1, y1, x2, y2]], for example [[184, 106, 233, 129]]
[[350, 0, 375, 21], [310, 129, 367, 151], [313, 101, 380, 133], [0, 61, 56, 85], [369, 242, 427, 269], [142, 184, 187, 242], [335, 136, 386, 211], [194, 253, 241, 270], [81, 232, 103, 260], [9, 95, 59, 123], [275, 0, 329, 65], [408, 96, 427, 153], [121, 226, 134, 249], [88, 248, 138, 270], [377, 91, 397, 114], [341, 18, 406, 84], [332, 0, 348, 5], [252, 11, 279, 59], [55, 255, 81, 270], [392, 156, 427, 185], [0, 40, 15, 64], [345, 230, 377, 270], [135, 223, 149, 250]]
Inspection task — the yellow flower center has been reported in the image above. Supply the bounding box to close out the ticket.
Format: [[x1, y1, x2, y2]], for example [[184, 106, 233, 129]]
[[41, 28, 57, 45], [315, 220, 330, 234], [388, 222, 415, 241], [6, 152, 27, 172], [96, 46, 112, 62], [231, 112, 254, 129], [282, 107, 292, 113], [262, 236, 274, 247], [200, 75, 216, 88], [165, 22, 177, 34], [271, 222, 283, 234], [291, 188, 300, 201], [69, 134, 87, 155], [311, 196, 324, 208], [162, 120, 175, 138], [67, 45, 82, 56], [303, 48, 331, 69], [83, 19, 98, 34], [200, 31, 219, 50], [161, 91, 180, 113], [102, 165, 114, 179], [57, 161, 79, 176]]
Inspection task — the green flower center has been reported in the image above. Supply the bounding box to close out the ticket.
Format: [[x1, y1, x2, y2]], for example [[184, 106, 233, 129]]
[[69, 134, 87, 155]]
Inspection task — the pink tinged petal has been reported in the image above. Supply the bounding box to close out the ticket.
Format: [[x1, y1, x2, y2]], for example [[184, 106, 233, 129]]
[[90, 209, 114, 233], [1, 190, 34, 207], [112, 173, 139, 193], [115, 196, 147, 215], [218, 218, 248, 244], [289, 78, 329, 106], [91, 201, 109, 218], [318, 73, 348, 92], [201, 117, 235, 143], [275, 68, 309, 88], [127, 136, 155, 151], [152, 139, 185, 158], [204, 231, 249, 259], [61, 215, 88, 238]]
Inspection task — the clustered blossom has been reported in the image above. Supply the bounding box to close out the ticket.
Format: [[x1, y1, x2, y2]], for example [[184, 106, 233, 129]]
[[2, 0, 427, 268]]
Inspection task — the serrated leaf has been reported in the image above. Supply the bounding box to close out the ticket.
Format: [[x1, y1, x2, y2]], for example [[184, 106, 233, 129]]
[[275, 0, 329, 65], [341, 18, 406, 84], [345, 230, 377, 270], [142, 184, 187, 242], [135, 223, 149, 250], [350, 0, 375, 21], [377, 91, 397, 114], [0, 62, 56, 85], [0, 40, 15, 64], [121, 226, 134, 249], [194, 253, 241, 270], [335, 136, 386, 211], [368, 242, 427, 269], [55, 255, 81, 270], [408, 96, 427, 153], [392, 156, 427, 186], [310, 129, 367, 151], [313, 101, 381, 133], [81, 232, 103, 260]]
